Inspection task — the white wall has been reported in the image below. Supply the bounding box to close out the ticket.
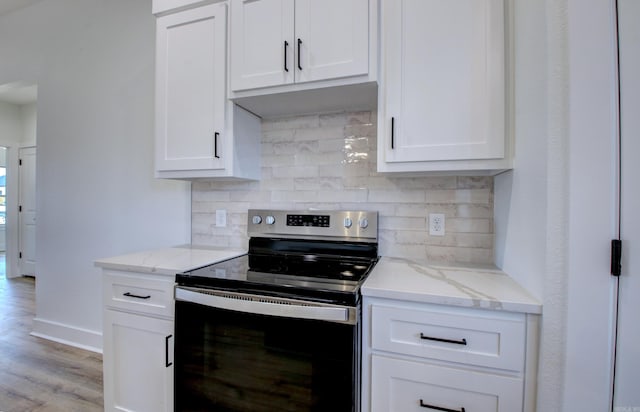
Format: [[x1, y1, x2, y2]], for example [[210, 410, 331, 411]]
[[564, 0, 619, 409], [495, 1, 567, 407], [495, 0, 622, 411], [0, 101, 23, 145], [20, 102, 37, 146], [0, 0, 191, 351]]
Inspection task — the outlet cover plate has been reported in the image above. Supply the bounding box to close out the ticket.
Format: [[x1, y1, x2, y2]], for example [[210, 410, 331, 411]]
[[216, 209, 227, 227], [429, 213, 445, 236]]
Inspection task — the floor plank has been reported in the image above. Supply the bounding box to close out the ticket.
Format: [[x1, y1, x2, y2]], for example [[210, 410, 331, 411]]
[[0, 276, 104, 411]]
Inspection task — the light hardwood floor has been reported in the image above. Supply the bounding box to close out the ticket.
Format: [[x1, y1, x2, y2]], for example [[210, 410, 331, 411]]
[[0, 276, 104, 412]]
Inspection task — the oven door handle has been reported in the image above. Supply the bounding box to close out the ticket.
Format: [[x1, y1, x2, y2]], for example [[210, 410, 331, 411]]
[[175, 288, 354, 324]]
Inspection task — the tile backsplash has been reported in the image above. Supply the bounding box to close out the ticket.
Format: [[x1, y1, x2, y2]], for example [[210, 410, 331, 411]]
[[192, 111, 494, 264]]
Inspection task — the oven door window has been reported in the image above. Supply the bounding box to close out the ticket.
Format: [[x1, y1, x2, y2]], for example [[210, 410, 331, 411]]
[[175, 301, 357, 412]]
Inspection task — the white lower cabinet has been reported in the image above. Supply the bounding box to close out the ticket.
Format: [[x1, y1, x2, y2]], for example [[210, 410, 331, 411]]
[[372, 355, 522, 412], [103, 310, 174, 412], [102, 270, 176, 412], [363, 297, 539, 412]]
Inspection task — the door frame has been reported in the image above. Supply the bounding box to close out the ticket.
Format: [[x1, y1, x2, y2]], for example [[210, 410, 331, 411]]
[[17, 145, 36, 277], [0, 142, 21, 278]]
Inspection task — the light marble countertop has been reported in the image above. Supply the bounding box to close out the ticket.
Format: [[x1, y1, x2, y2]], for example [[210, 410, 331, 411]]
[[362, 257, 542, 314], [94, 245, 247, 276]]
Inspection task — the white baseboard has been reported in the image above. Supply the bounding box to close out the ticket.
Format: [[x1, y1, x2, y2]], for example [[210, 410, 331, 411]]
[[32, 317, 103, 354]]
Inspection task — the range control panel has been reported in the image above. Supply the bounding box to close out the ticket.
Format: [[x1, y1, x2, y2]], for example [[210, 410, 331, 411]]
[[247, 209, 378, 242], [286, 214, 330, 227]]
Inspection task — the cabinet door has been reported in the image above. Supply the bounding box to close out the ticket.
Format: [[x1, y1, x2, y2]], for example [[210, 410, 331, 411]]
[[371, 355, 523, 412], [230, 0, 295, 91], [381, 0, 505, 164], [294, 0, 369, 83], [103, 310, 174, 412], [156, 3, 227, 172]]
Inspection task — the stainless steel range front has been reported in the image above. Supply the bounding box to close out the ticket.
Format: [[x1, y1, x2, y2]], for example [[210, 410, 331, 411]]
[[174, 209, 378, 412]]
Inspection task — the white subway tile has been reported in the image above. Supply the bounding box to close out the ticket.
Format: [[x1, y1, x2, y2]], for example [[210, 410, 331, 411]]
[[379, 216, 426, 230], [369, 189, 425, 203], [295, 125, 344, 141], [271, 190, 319, 203], [317, 189, 368, 203], [271, 165, 319, 179], [262, 114, 319, 132], [426, 189, 491, 204], [261, 178, 295, 191], [262, 128, 296, 143], [294, 177, 343, 191], [192, 110, 496, 266], [447, 218, 492, 233], [456, 204, 493, 218], [457, 176, 494, 189]]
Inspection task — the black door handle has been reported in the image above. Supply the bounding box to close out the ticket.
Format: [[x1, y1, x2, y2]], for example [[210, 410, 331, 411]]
[[297, 38, 302, 70], [391, 117, 395, 149], [165, 335, 173, 367], [214, 132, 220, 158], [284, 40, 289, 72]]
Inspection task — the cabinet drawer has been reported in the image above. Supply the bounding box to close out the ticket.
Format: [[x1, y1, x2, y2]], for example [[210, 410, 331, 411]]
[[103, 272, 175, 318], [371, 304, 526, 371], [371, 355, 523, 412]]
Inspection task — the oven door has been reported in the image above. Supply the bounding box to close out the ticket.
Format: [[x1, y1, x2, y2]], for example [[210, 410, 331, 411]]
[[174, 287, 360, 412]]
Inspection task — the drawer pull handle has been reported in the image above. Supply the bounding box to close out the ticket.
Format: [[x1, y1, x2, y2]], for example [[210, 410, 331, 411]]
[[420, 399, 465, 412], [123, 292, 151, 300], [420, 333, 467, 346]]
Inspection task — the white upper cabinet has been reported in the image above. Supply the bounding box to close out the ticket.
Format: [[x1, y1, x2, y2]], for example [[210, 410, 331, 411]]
[[230, 0, 295, 90], [230, 0, 371, 92], [377, 0, 510, 174], [155, 2, 261, 179], [295, 0, 369, 84], [152, 0, 219, 15]]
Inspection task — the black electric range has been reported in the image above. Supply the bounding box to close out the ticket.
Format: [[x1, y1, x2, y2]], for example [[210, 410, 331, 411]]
[[177, 210, 379, 306]]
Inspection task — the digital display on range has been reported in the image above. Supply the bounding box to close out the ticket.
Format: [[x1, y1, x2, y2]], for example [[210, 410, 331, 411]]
[[286, 214, 330, 227]]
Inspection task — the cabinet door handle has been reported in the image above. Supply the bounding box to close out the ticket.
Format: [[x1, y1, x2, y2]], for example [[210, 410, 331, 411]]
[[391, 117, 395, 149], [123, 292, 151, 300], [214, 132, 220, 158], [165, 335, 173, 367], [284, 40, 289, 72], [297, 38, 302, 70], [420, 333, 467, 346], [419, 399, 465, 412]]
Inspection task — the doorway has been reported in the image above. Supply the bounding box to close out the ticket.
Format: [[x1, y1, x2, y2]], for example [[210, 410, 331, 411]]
[[0, 147, 6, 278], [0, 81, 37, 279]]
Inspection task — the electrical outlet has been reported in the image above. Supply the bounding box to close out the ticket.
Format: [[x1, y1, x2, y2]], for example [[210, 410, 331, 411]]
[[215, 209, 227, 227], [429, 213, 445, 236]]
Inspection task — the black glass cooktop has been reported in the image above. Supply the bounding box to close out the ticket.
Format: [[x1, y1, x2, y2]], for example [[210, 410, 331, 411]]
[[177, 238, 378, 306]]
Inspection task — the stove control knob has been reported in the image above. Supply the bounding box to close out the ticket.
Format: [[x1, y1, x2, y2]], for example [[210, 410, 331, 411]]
[[343, 217, 353, 228], [359, 218, 369, 229], [265, 215, 276, 225], [252, 215, 262, 225]]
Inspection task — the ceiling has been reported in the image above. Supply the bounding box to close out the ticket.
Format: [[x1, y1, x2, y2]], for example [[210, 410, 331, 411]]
[[0, 0, 42, 16]]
